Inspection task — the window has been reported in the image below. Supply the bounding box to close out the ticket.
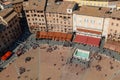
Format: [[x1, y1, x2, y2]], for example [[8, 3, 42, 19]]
[[15, 19, 18, 22], [68, 17, 70, 19], [112, 17, 115, 19], [5, 33, 7, 36], [31, 15, 33, 17], [2, 36, 4, 38], [101, 4, 103, 7], [9, 31, 11, 33], [26, 10, 29, 13], [68, 10, 71, 12], [9, 24, 12, 28], [37, 11, 40, 13], [84, 19, 86, 22], [40, 11, 43, 13], [64, 28, 67, 32], [41, 15, 44, 17], [115, 30, 117, 33], [34, 14, 37, 16], [33, 23, 35, 25], [86, 19, 88, 22], [98, 20, 102, 25], [91, 20, 95, 24], [7, 39, 10, 42], [68, 21, 70, 24], [28, 19, 30, 21], [116, 23, 119, 26], [56, 19, 58, 23], [42, 19, 44, 21], [19, 6, 21, 8], [63, 16, 66, 19], [4, 42, 6, 45], [117, 18, 120, 20], [111, 23, 114, 25]]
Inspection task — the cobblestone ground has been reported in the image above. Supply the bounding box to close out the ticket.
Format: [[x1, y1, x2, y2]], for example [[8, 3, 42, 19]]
[[39, 44, 120, 80], [0, 44, 120, 80]]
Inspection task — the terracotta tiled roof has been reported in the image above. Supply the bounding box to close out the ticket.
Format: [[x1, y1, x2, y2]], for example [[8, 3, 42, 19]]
[[104, 40, 120, 53], [46, 0, 76, 14], [74, 34, 100, 47], [0, 8, 13, 18], [0, 8, 17, 22], [36, 31, 72, 41], [12, 0, 23, 4], [23, 0, 46, 11], [2, 1, 11, 5], [5, 12, 17, 22], [111, 10, 120, 18], [74, 6, 111, 18]]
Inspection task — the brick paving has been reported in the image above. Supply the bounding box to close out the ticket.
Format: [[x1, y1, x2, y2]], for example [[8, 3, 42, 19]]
[[1, 44, 120, 80]]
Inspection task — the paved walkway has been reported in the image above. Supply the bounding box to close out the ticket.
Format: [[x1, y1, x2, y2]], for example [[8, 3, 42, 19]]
[[1, 34, 120, 72], [21, 34, 120, 62], [109, 69, 120, 80], [36, 39, 120, 62]]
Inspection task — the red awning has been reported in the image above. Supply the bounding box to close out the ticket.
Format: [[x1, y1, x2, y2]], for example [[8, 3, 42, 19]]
[[47, 32, 54, 39], [36, 31, 40, 38], [54, 32, 61, 40], [87, 36, 100, 47], [74, 34, 101, 47], [66, 34, 72, 41], [74, 35, 87, 44], [60, 33, 66, 41], [36, 31, 72, 42], [40, 32, 47, 39]]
